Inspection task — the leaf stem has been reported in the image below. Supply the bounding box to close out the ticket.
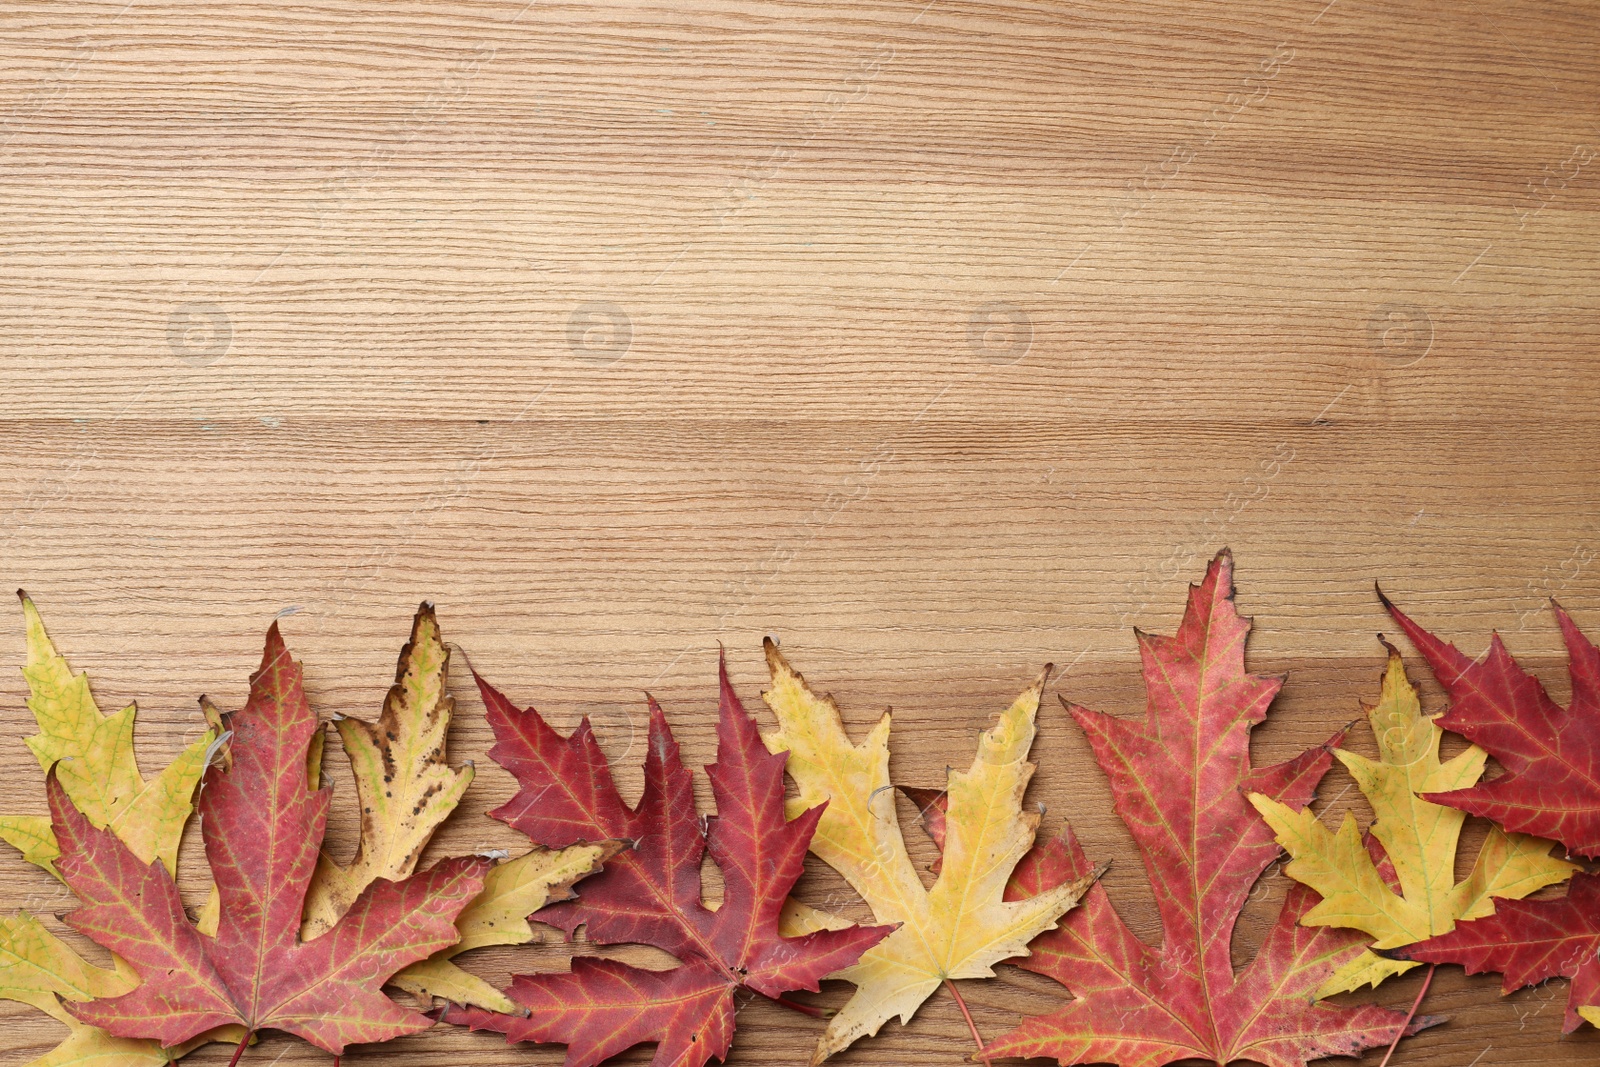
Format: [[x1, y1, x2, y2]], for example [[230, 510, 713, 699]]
[[225, 1031, 252, 1067], [1376, 963, 1435, 1067], [944, 978, 991, 1064]]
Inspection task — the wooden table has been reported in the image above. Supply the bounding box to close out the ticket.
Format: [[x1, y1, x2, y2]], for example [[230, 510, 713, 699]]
[[2, 1, 1597, 1064]]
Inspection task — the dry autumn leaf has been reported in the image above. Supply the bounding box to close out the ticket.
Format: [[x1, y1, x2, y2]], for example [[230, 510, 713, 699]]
[[1250, 644, 1575, 996], [984, 552, 1431, 1067], [443, 654, 892, 1067], [759, 641, 1095, 1064], [1380, 592, 1600, 855], [0, 593, 223, 1067], [1397, 871, 1600, 1031], [49, 621, 490, 1061], [1382, 595, 1600, 1030], [0, 593, 213, 881], [301, 603, 475, 938]]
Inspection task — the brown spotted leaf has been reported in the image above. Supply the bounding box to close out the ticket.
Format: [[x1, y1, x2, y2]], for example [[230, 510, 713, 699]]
[[301, 603, 475, 938]]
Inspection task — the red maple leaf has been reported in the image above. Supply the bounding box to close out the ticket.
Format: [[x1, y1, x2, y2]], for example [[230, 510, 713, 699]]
[[1379, 591, 1600, 857], [443, 654, 893, 1067], [1396, 871, 1600, 1031], [982, 552, 1430, 1067], [49, 623, 489, 1058], [1380, 593, 1600, 1028]]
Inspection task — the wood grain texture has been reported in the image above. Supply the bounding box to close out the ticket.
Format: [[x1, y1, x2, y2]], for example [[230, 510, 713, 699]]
[[2, 0, 1598, 1063]]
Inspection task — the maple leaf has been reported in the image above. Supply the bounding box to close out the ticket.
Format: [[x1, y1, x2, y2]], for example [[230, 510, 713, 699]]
[[0, 594, 223, 1067], [757, 642, 1096, 1064], [1379, 591, 1600, 858], [300, 602, 476, 938], [984, 551, 1432, 1067], [1378, 594, 1600, 1029], [1250, 643, 1575, 996], [0, 592, 214, 880], [441, 654, 893, 1067], [1395, 870, 1600, 1031], [48, 621, 490, 1057]]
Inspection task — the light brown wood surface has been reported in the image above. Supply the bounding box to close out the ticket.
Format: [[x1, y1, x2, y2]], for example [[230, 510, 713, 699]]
[[3, 0, 1599, 1064]]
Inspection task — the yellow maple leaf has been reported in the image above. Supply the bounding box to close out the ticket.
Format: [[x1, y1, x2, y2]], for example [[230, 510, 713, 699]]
[[300, 603, 476, 938], [0, 594, 225, 1067], [760, 640, 1095, 1064], [390, 840, 623, 1011], [0, 594, 213, 876], [1250, 644, 1578, 997]]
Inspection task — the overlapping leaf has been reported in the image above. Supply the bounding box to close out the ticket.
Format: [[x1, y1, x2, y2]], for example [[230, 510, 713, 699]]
[[301, 603, 476, 938], [1381, 592, 1600, 856], [442, 655, 893, 1067], [0, 912, 130, 1020], [50, 622, 490, 1056], [758, 642, 1095, 1063], [1397, 871, 1600, 1031], [1382, 594, 1600, 1030], [1251, 644, 1575, 995], [0, 594, 218, 1067], [984, 551, 1429, 1067]]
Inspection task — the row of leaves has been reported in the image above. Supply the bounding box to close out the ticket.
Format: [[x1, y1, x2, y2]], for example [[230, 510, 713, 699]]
[[1, 551, 1597, 1067]]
